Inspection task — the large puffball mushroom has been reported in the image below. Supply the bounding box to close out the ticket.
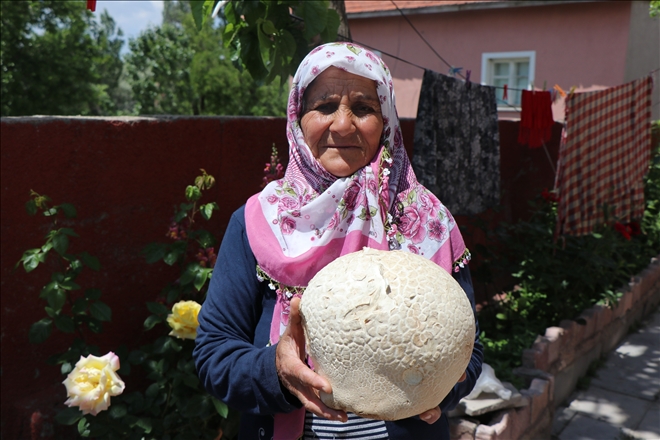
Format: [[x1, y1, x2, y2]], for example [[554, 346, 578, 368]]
[[299, 247, 475, 421]]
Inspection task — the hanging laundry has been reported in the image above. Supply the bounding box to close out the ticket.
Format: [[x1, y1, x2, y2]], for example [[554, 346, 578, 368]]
[[518, 90, 554, 148], [555, 76, 653, 237], [412, 69, 500, 216]]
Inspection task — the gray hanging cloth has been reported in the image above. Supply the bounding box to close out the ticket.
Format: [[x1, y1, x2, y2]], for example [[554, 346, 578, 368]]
[[412, 69, 501, 216]]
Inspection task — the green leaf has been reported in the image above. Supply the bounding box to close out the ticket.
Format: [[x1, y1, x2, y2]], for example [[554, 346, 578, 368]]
[[180, 263, 199, 285], [46, 288, 67, 312], [142, 242, 167, 264], [164, 248, 183, 266], [144, 314, 163, 331], [61, 362, 73, 375], [59, 227, 79, 237], [43, 207, 58, 217], [109, 403, 128, 419], [211, 397, 229, 418], [320, 9, 340, 42], [185, 185, 202, 202], [194, 268, 211, 291], [85, 288, 102, 301], [55, 407, 83, 426], [59, 279, 82, 290], [200, 202, 218, 220], [147, 301, 169, 316], [29, 318, 52, 343], [54, 314, 76, 333], [90, 301, 112, 322], [182, 368, 200, 386], [77, 418, 90, 437], [495, 313, 508, 320], [25, 199, 38, 216], [128, 350, 147, 365], [40, 282, 59, 300], [59, 203, 77, 219], [52, 232, 70, 255], [190, 0, 205, 31], [21, 249, 47, 273], [299, 1, 329, 40], [145, 383, 161, 398], [135, 417, 153, 434], [79, 252, 100, 271]]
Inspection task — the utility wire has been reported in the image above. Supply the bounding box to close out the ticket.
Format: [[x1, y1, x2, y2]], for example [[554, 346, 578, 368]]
[[389, 0, 460, 77]]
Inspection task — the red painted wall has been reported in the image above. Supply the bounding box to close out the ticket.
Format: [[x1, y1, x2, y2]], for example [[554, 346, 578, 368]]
[[0, 116, 559, 438]]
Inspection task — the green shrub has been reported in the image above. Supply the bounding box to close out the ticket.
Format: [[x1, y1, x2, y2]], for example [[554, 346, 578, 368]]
[[477, 133, 660, 386]]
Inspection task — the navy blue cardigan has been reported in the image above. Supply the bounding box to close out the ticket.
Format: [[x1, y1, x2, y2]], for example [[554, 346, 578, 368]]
[[194, 206, 483, 440]]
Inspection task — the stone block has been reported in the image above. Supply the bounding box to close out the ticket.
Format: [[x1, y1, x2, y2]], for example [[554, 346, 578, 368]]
[[450, 383, 527, 417], [449, 416, 478, 440], [511, 403, 532, 439], [594, 304, 613, 329], [543, 326, 564, 367], [521, 378, 551, 425], [576, 308, 598, 341], [475, 410, 508, 440], [522, 339, 549, 370]]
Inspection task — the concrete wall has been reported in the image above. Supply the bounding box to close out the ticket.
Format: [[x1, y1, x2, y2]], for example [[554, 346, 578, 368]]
[[347, 1, 653, 119], [1, 115, 561, 438]]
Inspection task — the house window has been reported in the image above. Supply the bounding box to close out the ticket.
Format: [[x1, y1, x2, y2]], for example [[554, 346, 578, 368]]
[[481, 51, 536, 108]]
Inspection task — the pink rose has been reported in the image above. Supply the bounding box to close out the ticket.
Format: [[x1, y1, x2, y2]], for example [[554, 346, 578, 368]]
[[280, 216, 296, 235], [428, 219, 447, 241], [399, 205, 427, 244], [365, 51, 379, 63], [345, 56, 355, 63], [328, 212, 340, 230], [367, 178, 378, 195], [344, 180, 366, 211], [280, 196, 299, 210], [266, 194, 279, 204], [407, 244, 419, 254], [311, 66, 320, 75], [393, 127, 403, 149], [418, 190, 441, 216]]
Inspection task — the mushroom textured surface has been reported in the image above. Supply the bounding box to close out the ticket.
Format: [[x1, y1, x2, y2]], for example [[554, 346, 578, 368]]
[[299, 247, 475, 420]]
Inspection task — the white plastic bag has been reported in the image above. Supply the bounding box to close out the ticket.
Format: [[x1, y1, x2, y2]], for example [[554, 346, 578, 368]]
[[464, 363, 512, 400]]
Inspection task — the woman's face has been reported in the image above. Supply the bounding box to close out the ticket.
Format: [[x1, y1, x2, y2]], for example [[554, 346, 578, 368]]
[[300, 67, 384, 178]]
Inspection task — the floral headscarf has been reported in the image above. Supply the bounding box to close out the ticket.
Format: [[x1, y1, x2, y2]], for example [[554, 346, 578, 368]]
[[246, 42, 468, 289], [244, 42, 470, 439]]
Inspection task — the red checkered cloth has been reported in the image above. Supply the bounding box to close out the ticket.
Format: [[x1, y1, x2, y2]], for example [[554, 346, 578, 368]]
[[555, 76, 653, 237]]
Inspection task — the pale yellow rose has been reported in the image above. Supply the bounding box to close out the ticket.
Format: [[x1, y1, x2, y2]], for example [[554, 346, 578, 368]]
[[167, 300, 202, 339], [62, 352, 125, 416]]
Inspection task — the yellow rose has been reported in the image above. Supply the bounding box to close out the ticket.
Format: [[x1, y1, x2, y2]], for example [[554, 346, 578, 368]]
[[167, 300, 202, 340], [62, 352, 125, 416]]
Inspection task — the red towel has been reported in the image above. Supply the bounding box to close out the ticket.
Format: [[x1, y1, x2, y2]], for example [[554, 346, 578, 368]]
[[555, 76, 653, 236], [518, 90, 554, 148]]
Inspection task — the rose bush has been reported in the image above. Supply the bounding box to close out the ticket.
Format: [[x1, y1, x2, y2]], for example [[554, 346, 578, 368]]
[[63, 352, 125, 416], [167, 300, 202, 340]]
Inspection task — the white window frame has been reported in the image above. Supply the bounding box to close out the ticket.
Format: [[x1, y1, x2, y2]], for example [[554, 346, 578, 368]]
[[481, 51, 536, 110]]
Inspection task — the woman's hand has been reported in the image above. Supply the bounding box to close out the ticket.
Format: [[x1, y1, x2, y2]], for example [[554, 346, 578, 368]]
[[276, 297, 348, 422], [418, 371, 467, 425]]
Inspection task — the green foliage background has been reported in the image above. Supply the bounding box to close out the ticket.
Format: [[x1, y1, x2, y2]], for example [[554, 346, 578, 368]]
[[0, 0, 290, 117]]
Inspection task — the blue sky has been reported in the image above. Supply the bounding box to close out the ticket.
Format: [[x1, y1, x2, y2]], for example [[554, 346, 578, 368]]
[[95, 1, 164, 53]]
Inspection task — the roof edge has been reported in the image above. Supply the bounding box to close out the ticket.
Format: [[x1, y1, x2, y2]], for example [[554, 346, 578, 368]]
[[347, 0, 600, 19]]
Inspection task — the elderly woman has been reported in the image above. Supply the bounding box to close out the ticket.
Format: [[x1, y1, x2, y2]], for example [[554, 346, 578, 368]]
[[194, 42, 483, 440]]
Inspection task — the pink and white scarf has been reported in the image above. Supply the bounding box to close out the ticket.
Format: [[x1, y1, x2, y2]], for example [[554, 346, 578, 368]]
[[244, 42, 469, 439]]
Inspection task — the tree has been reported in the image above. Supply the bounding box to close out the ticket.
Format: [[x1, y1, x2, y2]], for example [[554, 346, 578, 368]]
[[124, 0, 287, 116], [191, 0, 342, 84], [0, 1, 123, 116]]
